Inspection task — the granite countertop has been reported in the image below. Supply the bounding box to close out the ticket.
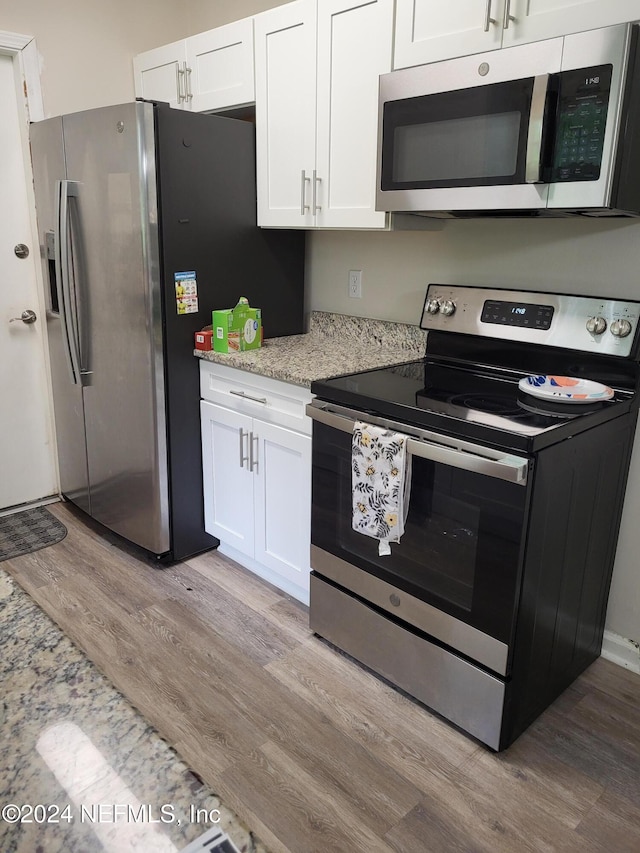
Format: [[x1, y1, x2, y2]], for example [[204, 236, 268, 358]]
[[194, 311, 427, 387]]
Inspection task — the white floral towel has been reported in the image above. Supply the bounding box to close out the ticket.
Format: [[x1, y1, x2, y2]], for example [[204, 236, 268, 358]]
[[352, 421, 412, 556]]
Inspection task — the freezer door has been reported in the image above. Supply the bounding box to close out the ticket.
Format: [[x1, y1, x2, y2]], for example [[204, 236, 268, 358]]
[[30, 116, 91, 514], [61, 102, 170, 555]]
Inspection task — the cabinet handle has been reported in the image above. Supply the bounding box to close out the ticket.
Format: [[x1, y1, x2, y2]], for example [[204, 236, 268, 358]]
[[483, 0, 496, 31], [300, 170, 310, 216], [185, 64, 193, 101], [312, 170, 321, 215], [249, 431, 259, 473], [176, 65, 185, 103], [503, 0, 515, 29], [239, 428, 250, 468], [230, 389, 268, 405]]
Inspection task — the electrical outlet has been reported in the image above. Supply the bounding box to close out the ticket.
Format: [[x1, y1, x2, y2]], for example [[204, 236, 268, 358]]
[[348, 269, 362, 298]]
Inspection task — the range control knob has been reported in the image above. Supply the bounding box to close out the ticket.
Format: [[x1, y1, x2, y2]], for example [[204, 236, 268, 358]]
[[426, 298, 440, 314], [611, 318, 632, 338], [439, 299, 456, 317], [586, 316, 607, 335]]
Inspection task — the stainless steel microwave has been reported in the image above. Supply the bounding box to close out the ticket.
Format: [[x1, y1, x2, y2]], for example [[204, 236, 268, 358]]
[[376, 24, 640, 218]]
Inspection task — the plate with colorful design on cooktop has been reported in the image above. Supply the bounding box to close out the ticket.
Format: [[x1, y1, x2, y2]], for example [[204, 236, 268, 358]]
[[518, 375, 614, 403]]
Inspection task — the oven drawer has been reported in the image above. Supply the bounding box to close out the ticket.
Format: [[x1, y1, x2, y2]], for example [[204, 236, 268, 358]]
[[312, 546, 509, 676], [310, 574, 506, 751]]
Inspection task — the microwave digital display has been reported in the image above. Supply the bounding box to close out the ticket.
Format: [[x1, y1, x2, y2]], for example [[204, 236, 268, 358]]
[[551, 64, 612, 182], [481, 300, 554, 330]]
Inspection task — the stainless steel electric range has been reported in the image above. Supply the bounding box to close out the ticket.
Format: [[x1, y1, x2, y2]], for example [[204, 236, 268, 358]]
[[307, 285, 640, 751]]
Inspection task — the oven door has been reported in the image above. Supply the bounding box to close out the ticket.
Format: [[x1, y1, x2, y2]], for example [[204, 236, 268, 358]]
[[376, 39, 564, 213], [308, 402, 530, 677]]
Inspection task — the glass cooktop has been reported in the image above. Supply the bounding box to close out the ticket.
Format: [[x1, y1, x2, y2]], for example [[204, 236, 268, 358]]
[[311, 359, 630, 451]]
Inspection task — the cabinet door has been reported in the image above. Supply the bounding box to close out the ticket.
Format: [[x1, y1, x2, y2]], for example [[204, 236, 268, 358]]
[[315, 0, 393, 228], [253, 421, 311, 593], [200, 401, 255, 557], [186, 18, 255, 112], [254, 0, 317, 227], [393, 0, 505, 69], [502, 0, 640, 47], [133, 40, 188, 110]]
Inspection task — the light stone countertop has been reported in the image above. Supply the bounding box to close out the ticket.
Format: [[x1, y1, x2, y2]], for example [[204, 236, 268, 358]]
[[194, 311, 427, 387]]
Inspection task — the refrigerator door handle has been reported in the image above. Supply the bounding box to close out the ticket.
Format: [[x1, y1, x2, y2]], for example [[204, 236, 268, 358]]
[[55, 180, 81, 386], [58, 179, 92, 385]]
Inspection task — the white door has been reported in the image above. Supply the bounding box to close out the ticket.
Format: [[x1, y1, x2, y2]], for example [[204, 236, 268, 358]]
[[133, 40, 189, 110], [200, 400, 255, 557], [0, 50, 57, 511], [254, 0, 317, 227], [315, 0, 393, 228], [186, 18, 255, 112], [253, 420, 311, 593], [393, 0, 505, 68], [502, 0, 640, 47]]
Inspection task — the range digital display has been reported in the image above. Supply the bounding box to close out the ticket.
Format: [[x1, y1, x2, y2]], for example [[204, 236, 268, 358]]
[[481, 299, 554, 330]]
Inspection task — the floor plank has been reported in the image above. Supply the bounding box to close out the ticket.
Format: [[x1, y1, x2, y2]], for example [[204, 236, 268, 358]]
[[3, 500, 640, 853]]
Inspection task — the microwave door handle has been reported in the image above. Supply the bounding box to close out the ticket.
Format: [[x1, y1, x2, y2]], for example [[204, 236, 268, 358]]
[[525, 74, 550, 183]]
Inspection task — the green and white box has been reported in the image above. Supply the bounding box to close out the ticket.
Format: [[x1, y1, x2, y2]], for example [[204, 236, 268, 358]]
[[212, 297, 262, 353]]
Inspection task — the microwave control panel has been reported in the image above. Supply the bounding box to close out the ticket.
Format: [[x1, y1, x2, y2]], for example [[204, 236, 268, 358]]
[[551, 64, 612, 183]]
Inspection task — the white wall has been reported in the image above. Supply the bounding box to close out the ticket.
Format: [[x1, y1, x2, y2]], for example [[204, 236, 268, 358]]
[[0, 0, 294, 117], [308, 220, 640, 656], [0, 0, 185, 116], [186, 0, 290, 31]]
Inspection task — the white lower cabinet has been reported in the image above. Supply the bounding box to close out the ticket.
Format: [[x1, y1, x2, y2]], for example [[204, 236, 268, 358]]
[[200, 362, 312, 603]]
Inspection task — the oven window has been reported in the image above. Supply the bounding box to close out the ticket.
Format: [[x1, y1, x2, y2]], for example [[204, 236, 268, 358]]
[[311, 421, 527, 644], [371, 465, 481, 612], [381, 77, 534, 190]]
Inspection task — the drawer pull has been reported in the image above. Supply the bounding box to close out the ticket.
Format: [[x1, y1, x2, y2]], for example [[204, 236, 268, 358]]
[[230, 389, 268, 405]]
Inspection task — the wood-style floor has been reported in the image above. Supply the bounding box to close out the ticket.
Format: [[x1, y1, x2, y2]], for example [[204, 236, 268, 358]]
[[4, 501, 640, 853]]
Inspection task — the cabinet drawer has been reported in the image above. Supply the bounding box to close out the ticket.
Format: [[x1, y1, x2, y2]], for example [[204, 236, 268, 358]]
[[199, 361, 312, 435]]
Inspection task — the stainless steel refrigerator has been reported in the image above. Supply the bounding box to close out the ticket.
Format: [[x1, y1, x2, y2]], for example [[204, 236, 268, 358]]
[[30, 100, 305, 561]]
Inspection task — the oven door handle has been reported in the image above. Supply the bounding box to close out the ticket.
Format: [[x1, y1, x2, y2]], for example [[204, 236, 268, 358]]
[[407, 436, 527, 484], [307, 402, 528, 485]]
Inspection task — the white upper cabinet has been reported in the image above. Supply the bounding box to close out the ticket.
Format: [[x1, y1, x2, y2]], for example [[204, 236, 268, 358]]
[[255, 0, 394, 228], [394, 0, 640, 68], [502, 0, 640, 47], [394, 0, 504, 67], [186, 18, 255, 112], [133, 40, 188, 110], [133, 18, 255, 113], [254, 0, 317, 227]]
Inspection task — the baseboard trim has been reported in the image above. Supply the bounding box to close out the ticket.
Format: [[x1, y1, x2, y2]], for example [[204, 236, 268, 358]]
[[0, 495, 60, 519], [601, 630, 640, 674]]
